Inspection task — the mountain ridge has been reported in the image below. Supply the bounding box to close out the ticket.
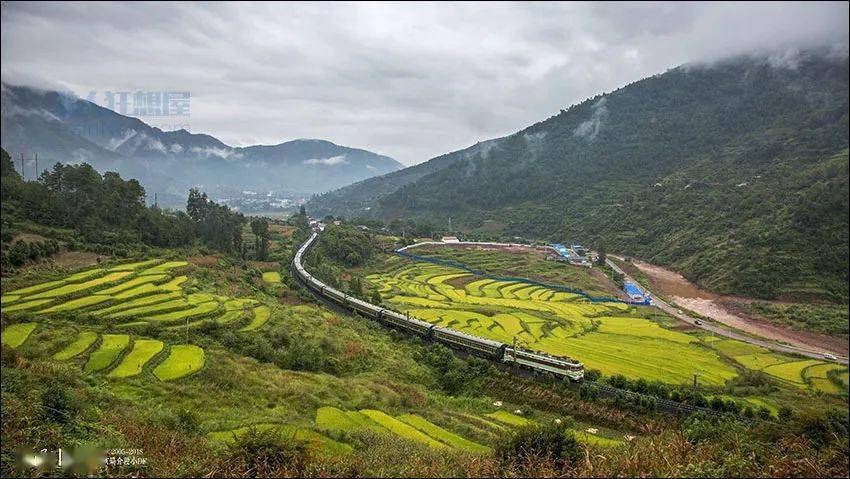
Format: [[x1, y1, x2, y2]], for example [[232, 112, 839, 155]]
[[0, 82, 404, 204], [307, 51, 849, 301]]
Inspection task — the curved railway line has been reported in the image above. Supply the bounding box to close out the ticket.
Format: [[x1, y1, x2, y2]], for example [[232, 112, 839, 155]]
[[292, 231, 765, 422]]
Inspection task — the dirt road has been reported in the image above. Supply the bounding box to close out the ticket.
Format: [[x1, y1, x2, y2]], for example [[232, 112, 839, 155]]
[[607, 256, 848, 365]]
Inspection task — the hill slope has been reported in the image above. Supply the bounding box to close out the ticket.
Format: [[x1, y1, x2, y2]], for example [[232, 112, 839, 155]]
[[308, 52, 849, 301], [1, 83, 403, 203]]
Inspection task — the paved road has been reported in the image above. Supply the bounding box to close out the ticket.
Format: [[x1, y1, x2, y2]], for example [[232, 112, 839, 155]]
[[605, 258, 849, 366]]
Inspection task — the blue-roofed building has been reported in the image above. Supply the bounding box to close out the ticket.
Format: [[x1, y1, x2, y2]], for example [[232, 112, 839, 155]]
[[552, 243, 570, 258], [551, 243, 591, 266], [624, 282, 648, 301]]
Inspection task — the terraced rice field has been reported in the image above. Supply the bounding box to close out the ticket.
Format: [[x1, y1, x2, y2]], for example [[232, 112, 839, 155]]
[[153, 345, 205, 380], [360, 410, 448, 449], [710, 339, 847, 393], [85, 334, 131, 372], [53, 331, 98, 360], [108, 339, 164, 378], [485, 411, 623, 447], [366, 259, 738, 385], [486, 410, 531, 427], [239, 306, 271, 331], [316, 407, 489, 452], [1, 322, 38, 348], [397, 414, 490, 452], [1, 259, 277, 383], [208, 423, 352, 456], [367, 258, 850, 390], [2, 260, 270, 331], [262, 271, 282, 284]]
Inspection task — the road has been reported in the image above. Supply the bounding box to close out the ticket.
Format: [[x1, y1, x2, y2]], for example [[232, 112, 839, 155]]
[[605, 258, 849, 366]]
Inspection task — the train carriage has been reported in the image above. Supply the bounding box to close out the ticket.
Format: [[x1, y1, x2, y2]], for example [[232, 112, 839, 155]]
[[293, 230, 584, 381]]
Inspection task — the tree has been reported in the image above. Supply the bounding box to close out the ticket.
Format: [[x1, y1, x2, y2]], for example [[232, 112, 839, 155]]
[[8, 241, 29, 266], [349, 276, 363, 297], [251, 218, 270, 260], [596, 239, 607, 265]]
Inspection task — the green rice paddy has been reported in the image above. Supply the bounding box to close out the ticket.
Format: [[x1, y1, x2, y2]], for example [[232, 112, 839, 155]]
[[367, 260, 736, 385], [486, 411, 531, 427], [1, 322, 38, 348], [365, 257, 846, 391], [84, 334, 130, 372], [53, 331, 98, 360], [710, 339, 847, 393], [208, 423, 352, 456], [239, 306, 271, 331], [153, 345, 205, 381], [108, 339, 164, 377], [28, 271, 132, 299], [1, 260, 276, 383], [316, 406, 386, 433], [397, 414, 490, 452], [262, 271, 282, 284]]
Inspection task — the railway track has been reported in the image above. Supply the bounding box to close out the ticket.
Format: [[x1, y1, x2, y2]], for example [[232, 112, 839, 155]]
[[293, 231, 769, 423]]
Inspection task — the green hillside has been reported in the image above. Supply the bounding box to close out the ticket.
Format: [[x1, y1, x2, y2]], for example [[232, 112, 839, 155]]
[[308, 52, 849, 301]]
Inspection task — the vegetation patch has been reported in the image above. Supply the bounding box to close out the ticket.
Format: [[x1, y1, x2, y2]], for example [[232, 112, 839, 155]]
[[84, 334, 130, 372], [108, 339, 164, 378], [3, 298, 54, 312], [38, 295, 111, 313], [208, 423, 353, 456], [153, 345, 206, 381], [486, 411, 532, 427], [315, 406, 385, 434], [1, 322, 38, 348], [397, 414, 490, 452], [359, 410, 448, 449], [28, 271, 133, 299], [53, 331, 98, 360], [262, 271, 282, 284], [239, 306, 271, 332]]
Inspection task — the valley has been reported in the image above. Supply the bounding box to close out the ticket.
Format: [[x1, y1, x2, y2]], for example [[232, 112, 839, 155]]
[[2, 4, 848, 475]]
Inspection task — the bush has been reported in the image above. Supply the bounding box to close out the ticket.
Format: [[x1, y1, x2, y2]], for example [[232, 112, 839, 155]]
[[41, 384, 76, 423], [225, 426, 313, 476], [583, 368, 601, 382], [496, 421, 582, 472]]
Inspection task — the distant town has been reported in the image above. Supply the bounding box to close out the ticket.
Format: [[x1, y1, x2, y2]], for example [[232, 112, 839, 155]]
[[215, 190, 307, 216]]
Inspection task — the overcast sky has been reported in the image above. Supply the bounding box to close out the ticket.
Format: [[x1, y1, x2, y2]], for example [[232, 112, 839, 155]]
[[2, 2, 848, 165]]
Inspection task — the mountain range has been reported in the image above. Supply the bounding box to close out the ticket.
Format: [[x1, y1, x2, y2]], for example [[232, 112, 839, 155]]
[[0, 82, 403, 206], [308, 51, 849, 301]]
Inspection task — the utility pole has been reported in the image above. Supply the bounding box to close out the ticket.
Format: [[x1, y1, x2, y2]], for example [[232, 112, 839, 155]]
[[34, 153, 38, 179], [20, 152, 25, 180]]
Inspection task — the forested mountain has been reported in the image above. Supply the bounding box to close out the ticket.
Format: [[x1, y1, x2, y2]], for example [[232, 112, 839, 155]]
[[308, 51, 849, 301], [0, 82, 403, 205]]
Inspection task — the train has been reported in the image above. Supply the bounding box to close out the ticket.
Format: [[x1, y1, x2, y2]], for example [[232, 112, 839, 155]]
[[293, 232, 584, 381]]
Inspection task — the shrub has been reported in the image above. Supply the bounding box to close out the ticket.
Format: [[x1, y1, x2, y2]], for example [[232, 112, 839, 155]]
[[41, 385, 76, 423], [496, 421, 581, 472], [225, 426, 313, 476]]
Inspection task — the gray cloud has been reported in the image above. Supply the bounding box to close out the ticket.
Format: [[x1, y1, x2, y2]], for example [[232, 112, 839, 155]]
[[2, 1, 847, 165]]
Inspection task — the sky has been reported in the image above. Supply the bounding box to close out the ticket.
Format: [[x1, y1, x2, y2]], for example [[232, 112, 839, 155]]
[[2, 1, 848, 166]]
